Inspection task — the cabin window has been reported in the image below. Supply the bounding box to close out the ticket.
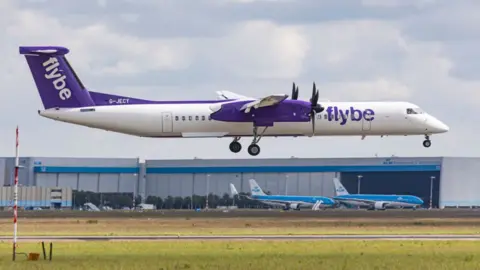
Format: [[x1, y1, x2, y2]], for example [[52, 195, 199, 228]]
[[175, 116, 179, 121], [182, 116, 186, 121], [324, 114, 327, 119], [195, 116, 199, 121], [188, 116, 192, 121], [208, 116, 212, 121], [201, 116, 206, 121]]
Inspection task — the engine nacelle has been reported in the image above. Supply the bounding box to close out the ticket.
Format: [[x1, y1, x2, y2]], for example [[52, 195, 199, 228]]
[[289, 203, 300, 210], [374, 201, 388, 210]]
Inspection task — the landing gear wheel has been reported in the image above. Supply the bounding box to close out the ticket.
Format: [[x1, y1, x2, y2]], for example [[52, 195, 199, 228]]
[[229, 141, 242, 153], [423, 140, 431, 148], [247, 144, 261, 156]]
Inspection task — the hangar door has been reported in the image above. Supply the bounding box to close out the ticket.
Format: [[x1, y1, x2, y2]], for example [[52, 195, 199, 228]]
[[36, 173, 57, 187]]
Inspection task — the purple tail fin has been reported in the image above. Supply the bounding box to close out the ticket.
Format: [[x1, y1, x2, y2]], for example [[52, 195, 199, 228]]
[[19, 46, 95, 109]]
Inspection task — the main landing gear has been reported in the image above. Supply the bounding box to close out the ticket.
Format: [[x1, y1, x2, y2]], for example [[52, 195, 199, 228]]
[[423, 135, 432, 148], [228, 126, 269, 156], [229, 137, 242, 153]]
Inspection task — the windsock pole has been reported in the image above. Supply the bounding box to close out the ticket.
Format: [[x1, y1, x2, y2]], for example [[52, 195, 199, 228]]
[[12, 126, 19, 261]]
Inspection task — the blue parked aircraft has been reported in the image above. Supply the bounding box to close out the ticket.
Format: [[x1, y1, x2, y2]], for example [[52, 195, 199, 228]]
[[229, 179, 335, 210], [332, 178, 424, 210]]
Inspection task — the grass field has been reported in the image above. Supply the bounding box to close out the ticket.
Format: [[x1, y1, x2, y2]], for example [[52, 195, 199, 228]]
[[1, 241, 480, 269], [0, 217, 479, 236]]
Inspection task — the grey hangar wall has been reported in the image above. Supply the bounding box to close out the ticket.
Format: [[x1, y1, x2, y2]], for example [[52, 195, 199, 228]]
[[0, 156, 477, 208]]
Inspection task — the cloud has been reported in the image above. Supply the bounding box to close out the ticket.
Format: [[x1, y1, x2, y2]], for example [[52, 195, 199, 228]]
[[0, 0, 479, 159], [201, 20, 309, 79]]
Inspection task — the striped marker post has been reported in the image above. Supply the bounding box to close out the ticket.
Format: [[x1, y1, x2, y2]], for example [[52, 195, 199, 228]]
[[12, 126, 19, 261]]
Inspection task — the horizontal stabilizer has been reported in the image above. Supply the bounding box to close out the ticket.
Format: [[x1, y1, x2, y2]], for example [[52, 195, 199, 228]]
[[19, 46, 69, 56], [216, 90, 253, 100]]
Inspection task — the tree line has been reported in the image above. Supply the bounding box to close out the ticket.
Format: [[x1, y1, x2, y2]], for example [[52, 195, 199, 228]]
[[72, 190, 272, 209]]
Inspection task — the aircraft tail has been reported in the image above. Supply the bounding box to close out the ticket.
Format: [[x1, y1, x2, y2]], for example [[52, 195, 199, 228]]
[[229, 183, 239, 196], [19, 46, 95, 109], [333, 178, 349, 196], [248, 179, 266, 196]]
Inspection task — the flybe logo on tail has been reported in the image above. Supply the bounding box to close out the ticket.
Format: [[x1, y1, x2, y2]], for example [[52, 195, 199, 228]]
[[43, 57, 72, 100]]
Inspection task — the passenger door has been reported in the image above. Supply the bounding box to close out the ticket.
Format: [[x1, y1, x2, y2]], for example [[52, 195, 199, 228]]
[[162, 112, 173, 133]]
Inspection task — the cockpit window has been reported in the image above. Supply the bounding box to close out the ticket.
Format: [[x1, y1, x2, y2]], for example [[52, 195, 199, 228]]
[[406, 108, 423, 115]]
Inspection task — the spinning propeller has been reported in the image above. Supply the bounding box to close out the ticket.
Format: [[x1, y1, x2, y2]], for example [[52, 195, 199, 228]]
[[291, 82, 324, 136], [309, 82, 324, 136]]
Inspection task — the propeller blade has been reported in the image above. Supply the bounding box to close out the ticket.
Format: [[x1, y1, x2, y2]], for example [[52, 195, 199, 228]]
[[311, 112, 316, 136], [291, 82, 299, 100], [310, 82, 316, 103]]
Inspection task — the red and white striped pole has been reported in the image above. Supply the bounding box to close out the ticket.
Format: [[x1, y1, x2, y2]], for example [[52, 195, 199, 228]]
[[12, 126, 19, 261]]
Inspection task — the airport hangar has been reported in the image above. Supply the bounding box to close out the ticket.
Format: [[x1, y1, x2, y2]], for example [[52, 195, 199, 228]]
[[0, 156, 479, 208]]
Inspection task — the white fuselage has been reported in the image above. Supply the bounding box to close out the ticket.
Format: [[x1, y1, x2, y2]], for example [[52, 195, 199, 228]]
[[38, 101, 449, 138], [338, 200, 419, 208]]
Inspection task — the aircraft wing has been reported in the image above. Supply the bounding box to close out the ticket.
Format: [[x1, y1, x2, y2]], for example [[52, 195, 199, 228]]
[[335, 197, 376, 205], [240, 94, 289, 113], [216, 90, 253, 100], [257, 199, 289, 205]]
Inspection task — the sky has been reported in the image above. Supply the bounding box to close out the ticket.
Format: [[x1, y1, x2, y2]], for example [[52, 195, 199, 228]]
[[0, 0, 478, 160]]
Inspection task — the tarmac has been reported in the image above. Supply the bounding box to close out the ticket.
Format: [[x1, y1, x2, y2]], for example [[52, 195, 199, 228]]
[[0, 209, 478, 243], [1, 208, 479, 219], [1, 235, 480, 242]]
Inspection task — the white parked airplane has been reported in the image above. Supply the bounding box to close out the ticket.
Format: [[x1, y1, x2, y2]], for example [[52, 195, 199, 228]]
[[20, 46, 449, 156]]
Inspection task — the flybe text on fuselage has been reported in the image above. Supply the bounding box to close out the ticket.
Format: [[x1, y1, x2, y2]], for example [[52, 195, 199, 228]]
[[320, 106, 375, 125], [43, 57, 72, 100]]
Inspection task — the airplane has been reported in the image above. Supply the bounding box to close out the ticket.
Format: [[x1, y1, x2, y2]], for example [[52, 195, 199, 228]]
[[229, 183, 240, 197], [19, 46, 449, 156], [332, 178, 424, 210], [243, 179, 335, 210]]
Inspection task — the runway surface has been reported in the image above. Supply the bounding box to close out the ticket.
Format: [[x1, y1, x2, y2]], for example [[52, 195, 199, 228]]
[[1, 235, 480, 242], [1, 209, 479, 219]]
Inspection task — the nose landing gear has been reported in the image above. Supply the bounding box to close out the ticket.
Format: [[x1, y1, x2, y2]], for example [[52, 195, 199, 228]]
[[423, 135, 431, 148]]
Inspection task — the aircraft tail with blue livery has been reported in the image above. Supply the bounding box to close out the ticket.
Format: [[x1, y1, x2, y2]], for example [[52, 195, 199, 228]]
[[248, 179, 335, 210], [332, 178, 424, 210]]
